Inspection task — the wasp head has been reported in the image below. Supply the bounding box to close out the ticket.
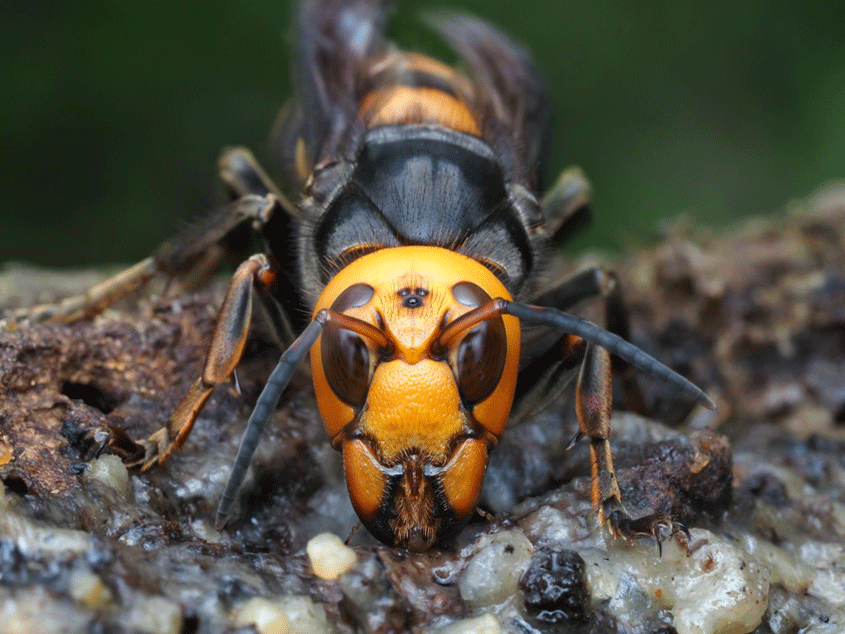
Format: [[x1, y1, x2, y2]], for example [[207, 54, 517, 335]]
[[310, 246, 520, 549]]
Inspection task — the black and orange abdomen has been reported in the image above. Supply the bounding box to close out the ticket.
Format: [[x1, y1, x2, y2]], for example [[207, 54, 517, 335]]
[[359, 52, 481, 136]]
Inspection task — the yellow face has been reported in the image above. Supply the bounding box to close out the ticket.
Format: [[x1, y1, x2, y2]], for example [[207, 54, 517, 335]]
[[310, 246, 520, 550]]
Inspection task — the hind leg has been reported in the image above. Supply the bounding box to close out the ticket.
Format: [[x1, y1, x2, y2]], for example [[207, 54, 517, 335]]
[[5, 146, 293, 327], [5, 191, 279, 326]]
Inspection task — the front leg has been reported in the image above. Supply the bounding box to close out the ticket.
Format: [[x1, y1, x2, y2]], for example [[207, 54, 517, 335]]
[[573, 341, 622, 521], [575, 342, 688, 551], [132, 253, 280, 469]]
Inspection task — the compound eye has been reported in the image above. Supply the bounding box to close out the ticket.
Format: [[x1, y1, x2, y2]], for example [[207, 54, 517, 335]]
[[321, 326, 370, 407], [451, 282, 507, 405], [321, 283, 376, 407]]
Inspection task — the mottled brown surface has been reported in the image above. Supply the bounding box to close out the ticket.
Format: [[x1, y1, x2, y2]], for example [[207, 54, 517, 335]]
[[620, 187, 845, 434], [377, 548, 467, 625], [616, 429, 732, 523], [0, 294, 214, 497], [0, 186, 843, 633]]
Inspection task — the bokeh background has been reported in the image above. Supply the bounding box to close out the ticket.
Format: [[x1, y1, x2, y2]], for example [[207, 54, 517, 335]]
[[2, 1, 844, 266]]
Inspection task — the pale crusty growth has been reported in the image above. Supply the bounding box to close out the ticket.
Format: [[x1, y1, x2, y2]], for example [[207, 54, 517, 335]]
[[306, 532, 358, 581]]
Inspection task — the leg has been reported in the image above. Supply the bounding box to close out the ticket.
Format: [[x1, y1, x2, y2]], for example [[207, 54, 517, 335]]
[[518, 332, 626, 520], [131, 253, 281, 469], [439, 297, 711, 548], [6, 148, 291, 327], [575, 342, 689, 551], [537, 165, 648, 411], [531, 266, 614, 315], [218, 147, 307, 336], [7, 257, 158, 324], [7, 195, 278, 325], [574, 342, 621, 521], [219, 147, 298, 215], [514, 266, 646, 420], [541, 166, 592, 245], [601, 272, 648, 415], [502, 297, 713, 550]]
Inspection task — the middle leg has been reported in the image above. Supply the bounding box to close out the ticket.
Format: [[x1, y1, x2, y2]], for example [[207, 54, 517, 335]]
[[513, 266, 646, 421]]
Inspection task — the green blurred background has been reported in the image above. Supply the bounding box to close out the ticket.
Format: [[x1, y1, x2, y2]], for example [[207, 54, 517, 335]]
[[2, 1, 844, 267]]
